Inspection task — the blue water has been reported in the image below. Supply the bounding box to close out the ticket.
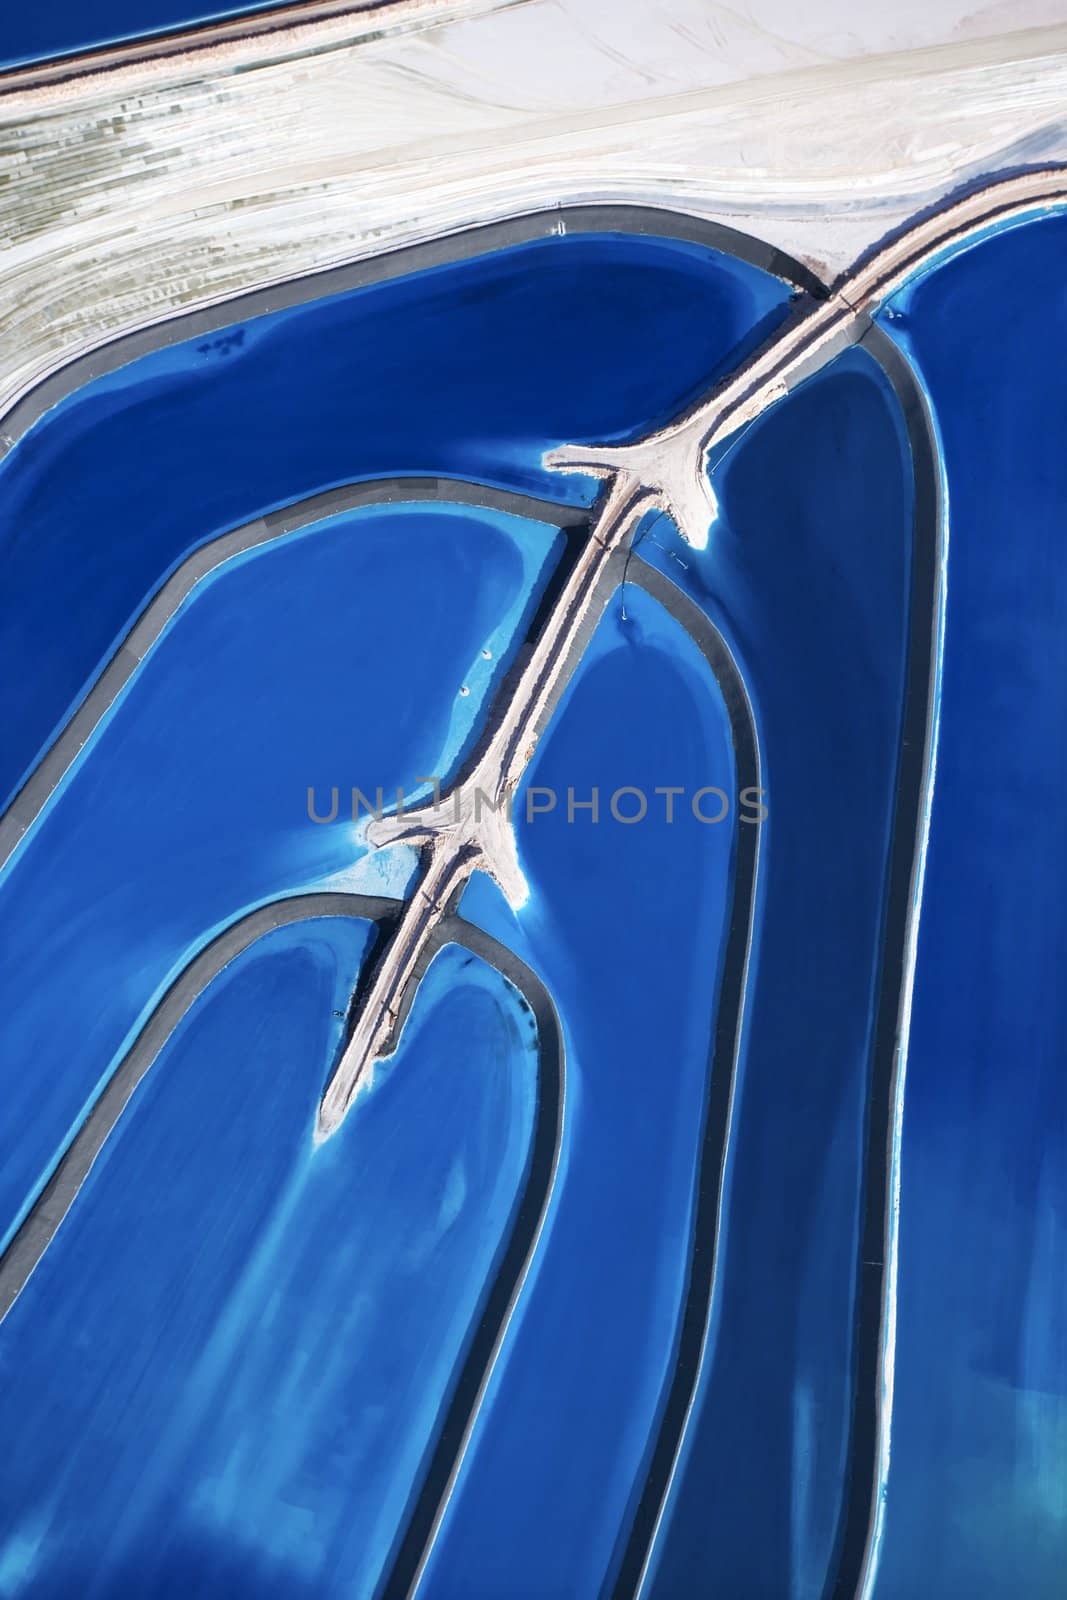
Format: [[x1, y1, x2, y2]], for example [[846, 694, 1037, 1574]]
[[0, 2, 291, 69], [0, 233, 792, 811], [424, 583, 737, 1597], [868, 214, 1067, 1600], [0, 922, 538, 1598], [635, 347, 914, 1598], [0, 500, 558, 1254]]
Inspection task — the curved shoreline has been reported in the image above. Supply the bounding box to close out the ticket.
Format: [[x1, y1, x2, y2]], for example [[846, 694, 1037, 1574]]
[[0, 890, 566, 1600], [0, 0, 421, 95], [600, 332, 942, 1600], [377, 912, 565, 1600], [0, 476, 586, 872], [607, 556, 761, 1600], [0, 203, 820, 461], [0, 181, 1053, 1597], [0, 893, 566, 1443], [827, 325, 944, 1600], [0, 891, 393, 1321]]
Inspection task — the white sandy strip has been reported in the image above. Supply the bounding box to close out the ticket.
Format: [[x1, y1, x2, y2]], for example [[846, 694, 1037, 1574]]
[[1, 2, 1066, 428]]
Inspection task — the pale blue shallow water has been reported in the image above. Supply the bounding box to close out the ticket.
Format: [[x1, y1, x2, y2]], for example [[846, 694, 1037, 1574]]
[[0, 500, 560, 1256], [0, 924, 538, 1599], [431, 582, 737, 1597]]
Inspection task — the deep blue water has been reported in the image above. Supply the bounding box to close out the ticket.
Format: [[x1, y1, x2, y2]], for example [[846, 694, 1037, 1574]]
[[428, 583, 737, 1597], [868, 215, 1067, 1600], [0, 2, 290, 68], [12, 196, 1058, 1598], [0, 922, 538, 1598], [0, 500, 558, 1254], [0, 233, 791, 810], [635, 348, 914, 1598]]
